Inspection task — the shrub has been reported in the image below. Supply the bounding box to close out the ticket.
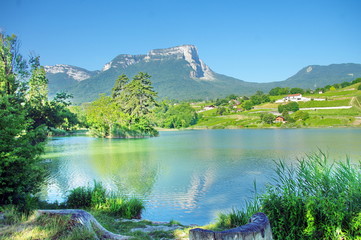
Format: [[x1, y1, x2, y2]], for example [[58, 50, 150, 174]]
[[66, 187, 92, 209], [358, 84, 361, 90]]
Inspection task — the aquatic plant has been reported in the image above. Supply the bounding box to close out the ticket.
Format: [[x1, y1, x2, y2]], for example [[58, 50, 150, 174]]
[[215, 152, 361, 239]]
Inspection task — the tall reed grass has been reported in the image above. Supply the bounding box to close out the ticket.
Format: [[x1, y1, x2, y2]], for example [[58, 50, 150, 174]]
[[215, 152, 361, 239], [65, 181, 144, 219]]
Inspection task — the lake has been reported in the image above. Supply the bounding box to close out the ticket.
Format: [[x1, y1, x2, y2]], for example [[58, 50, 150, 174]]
[[42, 128, 361, 225]]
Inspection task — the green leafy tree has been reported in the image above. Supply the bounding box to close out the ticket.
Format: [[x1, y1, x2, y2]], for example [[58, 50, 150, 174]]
[[111, 74, 129, 99], [214, 98, 228, 106], [282, 110, 295, 123], [243, 100, 253, 110], [0, 95, 46, 206], [278, 102, 299, 113], [0, 33, 46, 208], [269, 87, 281, 96], [250, 95, 262, 105], [0, 33, 27, 95], [119, 72, 157, 118], [260, 113, 275, 124], [358, 84, 361, 90], [154, 103, 198, 129], [86, 94, 125, 137], [290, 88, 304, 94], [216, 106, 227, 116], [87, 73, 159, 137], [340, 81, 351, 88], [352, 78, 361, 84]]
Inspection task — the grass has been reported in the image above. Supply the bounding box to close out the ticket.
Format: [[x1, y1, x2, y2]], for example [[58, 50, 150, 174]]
[[63, 181, 144, 219], [212, 152, 361, 239], [0, 211, 96, 240], [88, 211, 189, 240], [306, 107, 360, 116], [0, 207, 190, 240], [298, 99, 351, 108]]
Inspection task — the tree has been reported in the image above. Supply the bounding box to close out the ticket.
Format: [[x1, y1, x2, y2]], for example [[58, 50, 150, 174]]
[[278, 102, 299, 113], [111, 74, 129, 99], [282, 110, 294, 123], [269, 87, 281, 96], [243, 100, 253, 110], [0, 33, 27, 95], [86, 73, 159, 138], [250, 95, 262, 105], [118, 72, 157, 118], [260, 113, 275, 124], [86, 94, 125, 137], [0, 33, 46, 207], [358, 84, 361, 90], [290, 88, 304, 94], [162, 103, 198, 128], [216, 106, 227, 116], [0, 95, 46, 206]]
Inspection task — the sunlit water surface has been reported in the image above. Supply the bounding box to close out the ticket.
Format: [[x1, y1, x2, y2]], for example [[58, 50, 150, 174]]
[[42, 129, 361, 225]]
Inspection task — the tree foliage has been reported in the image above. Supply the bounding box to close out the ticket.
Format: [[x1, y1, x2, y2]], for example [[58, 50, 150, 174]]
[[116, 72, 157, 118], [0, 34, 47, 207], [0, 33, 79, 209], [86, 94, 125, 137], [278, 101, 299, 113], [260, 113, 275, 124], [86, 73, 158, 138]]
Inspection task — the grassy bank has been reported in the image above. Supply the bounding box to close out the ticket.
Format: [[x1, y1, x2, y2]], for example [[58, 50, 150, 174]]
[[0, 208, 190, 240]]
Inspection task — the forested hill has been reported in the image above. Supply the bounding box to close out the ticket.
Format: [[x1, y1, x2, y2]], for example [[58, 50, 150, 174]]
[[45, 45, 361, 103]]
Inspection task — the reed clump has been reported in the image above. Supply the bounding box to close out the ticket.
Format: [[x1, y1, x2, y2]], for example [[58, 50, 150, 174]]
[[215, 152, 361, 239], [65, 181, 144, 219]]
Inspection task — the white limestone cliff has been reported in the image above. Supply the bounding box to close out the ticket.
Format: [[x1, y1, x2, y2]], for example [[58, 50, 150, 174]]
[[44, 64, 92, 81]]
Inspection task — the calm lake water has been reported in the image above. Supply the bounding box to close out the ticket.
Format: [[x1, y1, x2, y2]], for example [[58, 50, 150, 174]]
[[42, 129, 361, 225]]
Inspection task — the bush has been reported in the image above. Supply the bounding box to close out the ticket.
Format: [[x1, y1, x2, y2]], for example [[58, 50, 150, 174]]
[[66, 187, 92, 209], [358, 84, 361, 90]]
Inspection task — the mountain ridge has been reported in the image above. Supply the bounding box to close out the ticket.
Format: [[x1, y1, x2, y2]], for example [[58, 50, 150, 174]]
[[45, 45, 361, 103]]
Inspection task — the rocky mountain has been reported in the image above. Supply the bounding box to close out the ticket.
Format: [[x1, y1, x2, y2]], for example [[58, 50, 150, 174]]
[[45, 45, 361, 103], [45, 64, 99, 95]]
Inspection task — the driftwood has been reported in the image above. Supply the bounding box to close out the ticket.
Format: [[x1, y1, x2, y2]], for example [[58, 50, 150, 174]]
[[189, 212, 273, 240], [37, 209, 131, 240]]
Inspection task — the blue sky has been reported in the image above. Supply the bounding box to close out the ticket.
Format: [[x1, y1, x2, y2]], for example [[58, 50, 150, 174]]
[[1, 0, 360, 83]]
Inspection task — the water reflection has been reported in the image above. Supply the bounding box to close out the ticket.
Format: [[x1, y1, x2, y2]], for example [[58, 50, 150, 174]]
[[42, 129, 361, 225]]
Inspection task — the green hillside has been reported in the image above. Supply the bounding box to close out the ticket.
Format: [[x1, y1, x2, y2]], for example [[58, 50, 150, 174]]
[[193, 82, 361, 129], [270, 63, 361, 89]]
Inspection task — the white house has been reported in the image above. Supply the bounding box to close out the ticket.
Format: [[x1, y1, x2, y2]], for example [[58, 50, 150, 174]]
[[203, 105, 216, 111], [276, 94, 311, 103]]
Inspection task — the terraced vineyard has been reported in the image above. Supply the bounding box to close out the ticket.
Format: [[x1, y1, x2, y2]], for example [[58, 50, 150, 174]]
[[192, 82, 361, 129]]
